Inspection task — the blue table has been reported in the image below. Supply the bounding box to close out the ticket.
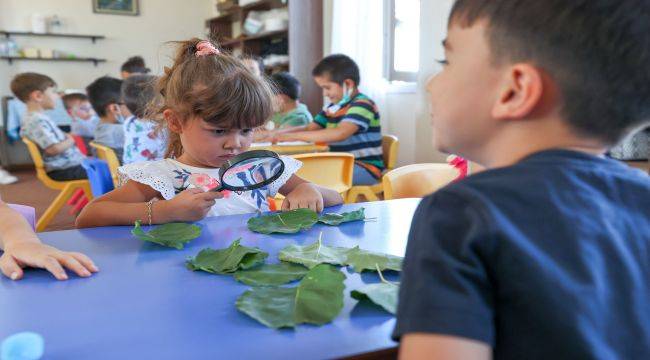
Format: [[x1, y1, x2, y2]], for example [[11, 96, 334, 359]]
[[0, 199, 420, 359]]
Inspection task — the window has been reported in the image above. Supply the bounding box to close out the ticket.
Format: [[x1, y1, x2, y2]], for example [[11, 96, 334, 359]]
[[385, 0, 421, 82]]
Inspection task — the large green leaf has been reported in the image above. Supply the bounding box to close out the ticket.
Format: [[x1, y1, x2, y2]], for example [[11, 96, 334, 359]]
[[186, 239, 268, 274], [131, 220, 201, 250], [345, 246, 403, 273], [236, 264, 346, 328], [234, 262, 309, 286], [318, 208, 366, 226], [351, 266, 399, 315], [247, 208, 319, 234], [278, 233, 351, 269], [351, 282, 399, 315]]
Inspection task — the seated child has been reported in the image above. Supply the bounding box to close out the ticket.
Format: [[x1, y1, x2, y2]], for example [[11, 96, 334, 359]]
[[0, 195, 98, 280], [75, 39, 343, 228], [87, 76, 127, 163], [11, 73, 87, 181], [120, 56, 150, 79], [238, 54, 265, 78], [270, 72, 313, 129], [394, 1, 650, 359], [62, 92, 99, 147], [275, 54, 384, 185], [121, 74, 167, 164]]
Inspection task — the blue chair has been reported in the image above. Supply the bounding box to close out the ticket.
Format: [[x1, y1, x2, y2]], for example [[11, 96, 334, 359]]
[[81, 158, 115, 197]]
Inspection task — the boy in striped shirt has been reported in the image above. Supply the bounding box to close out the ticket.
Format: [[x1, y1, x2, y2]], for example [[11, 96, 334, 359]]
[[275, 54, 384, 185]]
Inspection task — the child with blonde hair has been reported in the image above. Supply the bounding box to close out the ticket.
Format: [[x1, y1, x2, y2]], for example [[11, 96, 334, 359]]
[[76, 39, 342, 228]]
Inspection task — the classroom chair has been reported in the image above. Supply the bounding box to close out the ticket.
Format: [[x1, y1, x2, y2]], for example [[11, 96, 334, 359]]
[[274, 152, 354, 208], [89, 142, 121, 187], [81, 158, 115, 197], [382, 163, 460, 200], [346, 135, 399, 203], [22, 138, 92, 232], [8, 204, 36, 230]]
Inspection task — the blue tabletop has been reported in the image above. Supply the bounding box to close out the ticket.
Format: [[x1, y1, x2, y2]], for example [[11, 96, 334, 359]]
[[0, 199, 420, 360]]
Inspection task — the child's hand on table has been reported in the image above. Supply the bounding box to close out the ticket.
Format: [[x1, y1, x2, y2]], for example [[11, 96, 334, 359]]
[[0, 242, 98, 281], [282, 183, 325, 212], [162, 188, 224, 222]]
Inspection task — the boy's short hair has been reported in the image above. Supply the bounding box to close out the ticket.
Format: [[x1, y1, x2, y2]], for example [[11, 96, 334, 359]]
[[121, 74, 157, 118], [10, 73, 56, 102], [121, 56, 150, 75], [61, 93, 89, 110], [271, 72, 301, 100], [312, 54, 360, 87], [450, 0, 650, 145], [86, 76, 123, 117]]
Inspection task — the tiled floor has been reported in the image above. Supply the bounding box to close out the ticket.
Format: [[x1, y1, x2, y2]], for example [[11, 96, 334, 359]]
[[0, 169, 77, 231]]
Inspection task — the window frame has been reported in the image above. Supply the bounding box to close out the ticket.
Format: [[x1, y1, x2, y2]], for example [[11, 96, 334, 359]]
[[384, 0, 420, 83]]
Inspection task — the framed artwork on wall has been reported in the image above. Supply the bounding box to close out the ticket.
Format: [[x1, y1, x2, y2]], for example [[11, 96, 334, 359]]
[[93, 0, 140, 16]]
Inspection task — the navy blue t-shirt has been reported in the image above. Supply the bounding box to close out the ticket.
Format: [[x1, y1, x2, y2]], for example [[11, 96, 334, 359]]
[[393, 150, 650, 359]]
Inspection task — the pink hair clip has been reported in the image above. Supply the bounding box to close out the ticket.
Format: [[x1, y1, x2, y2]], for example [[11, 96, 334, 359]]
[[195, 41, 219, 57]]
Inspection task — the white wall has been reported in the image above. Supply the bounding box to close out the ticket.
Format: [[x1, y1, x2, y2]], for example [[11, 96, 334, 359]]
[[0, 0, 212, 97]]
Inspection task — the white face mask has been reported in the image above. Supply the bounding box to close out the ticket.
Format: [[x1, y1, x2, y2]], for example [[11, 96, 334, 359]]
[[324, 83, 353, 115]]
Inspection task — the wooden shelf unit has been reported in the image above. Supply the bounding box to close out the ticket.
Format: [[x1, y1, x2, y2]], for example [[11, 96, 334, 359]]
[[205, 0, 323, 114]]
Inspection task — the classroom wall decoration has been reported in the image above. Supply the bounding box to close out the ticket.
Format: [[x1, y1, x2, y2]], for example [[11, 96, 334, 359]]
[[92, 0, 140, 16]]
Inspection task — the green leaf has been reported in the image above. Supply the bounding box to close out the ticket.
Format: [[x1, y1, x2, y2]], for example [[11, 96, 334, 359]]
[[132, 220, 201, 250], [278, 233, 351, 269], [236, 264, 346, 328], [186, 239, 268, 274], [351, 282, 399, 315], [247, 208, 319, 234], [234, 262, 309, 286], [351, 266, 399, 315], [345, 246, 403, 273], [318, 208, 366, 226]]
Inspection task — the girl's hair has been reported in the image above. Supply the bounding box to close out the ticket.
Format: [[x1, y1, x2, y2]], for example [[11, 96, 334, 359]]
[[147, 38, 276, 157], [121, 56, 150, 74]]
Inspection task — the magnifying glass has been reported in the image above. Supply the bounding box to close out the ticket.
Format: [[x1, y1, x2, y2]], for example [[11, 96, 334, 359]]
[[212, 150, 285, 192]]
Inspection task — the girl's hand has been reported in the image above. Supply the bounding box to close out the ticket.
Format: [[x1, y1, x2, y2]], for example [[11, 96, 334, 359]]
[[282, 183, 325, 212], [0, 242, 98, 281], [164, 188, 224, 222]]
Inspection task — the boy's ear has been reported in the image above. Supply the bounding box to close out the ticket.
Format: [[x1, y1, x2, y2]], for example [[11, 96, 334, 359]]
[[164, 109, 183, 134], [28, 90, 43, 102], [343, 79, 356, 90], [492, 63, 544, 121]]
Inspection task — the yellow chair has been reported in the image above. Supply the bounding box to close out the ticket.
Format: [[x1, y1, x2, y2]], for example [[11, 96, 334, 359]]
[[22, 138, 92, 232], [89, 142, 121, 186], [382, 163, 460, 200], [346, 135, 399, 203], [274, 152, 355, 208]]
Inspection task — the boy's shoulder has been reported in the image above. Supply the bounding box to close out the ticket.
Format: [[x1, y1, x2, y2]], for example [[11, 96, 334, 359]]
[[428, 150, 650, 235], [21, 111, 52, 125]]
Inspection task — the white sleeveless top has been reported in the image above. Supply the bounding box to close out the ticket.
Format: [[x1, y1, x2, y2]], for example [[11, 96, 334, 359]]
[[118, 157, 302, 216]]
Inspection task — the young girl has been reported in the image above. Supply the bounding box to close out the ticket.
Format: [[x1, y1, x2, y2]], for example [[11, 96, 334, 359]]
[[76, 39, 342, 228]]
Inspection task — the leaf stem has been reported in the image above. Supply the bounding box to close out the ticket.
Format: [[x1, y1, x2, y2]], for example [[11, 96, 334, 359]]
[[376, 264, 398, 286]]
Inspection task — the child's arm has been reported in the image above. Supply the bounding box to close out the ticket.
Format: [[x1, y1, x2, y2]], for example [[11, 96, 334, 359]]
[[399, 334, 491, 360], [0, 198, 98, 281], [75, 180, 224, 228], [278, 175, 343, 212], [277, 122, 359, 143], [43, 133, 76, 156]]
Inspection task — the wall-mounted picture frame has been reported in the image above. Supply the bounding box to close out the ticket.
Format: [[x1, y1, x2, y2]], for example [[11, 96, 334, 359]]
[[93, 0, 140, 16]]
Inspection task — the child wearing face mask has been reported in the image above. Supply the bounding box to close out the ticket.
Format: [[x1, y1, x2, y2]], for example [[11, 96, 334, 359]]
[[87, 76, 128, 164], [11, 73, 87, 181], [272, 54, 384, 186], [62, 92, 100, 148]]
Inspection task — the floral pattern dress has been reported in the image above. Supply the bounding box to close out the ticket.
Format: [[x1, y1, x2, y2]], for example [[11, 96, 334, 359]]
[[118, 157, 301, 216]]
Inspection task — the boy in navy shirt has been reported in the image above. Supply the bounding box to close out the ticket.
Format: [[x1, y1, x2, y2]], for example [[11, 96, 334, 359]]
[[394, 1, 650, 359]]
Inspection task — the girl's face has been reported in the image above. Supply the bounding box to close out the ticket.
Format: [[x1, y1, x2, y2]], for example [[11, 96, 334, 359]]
[[171, 114, 255, 168]]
